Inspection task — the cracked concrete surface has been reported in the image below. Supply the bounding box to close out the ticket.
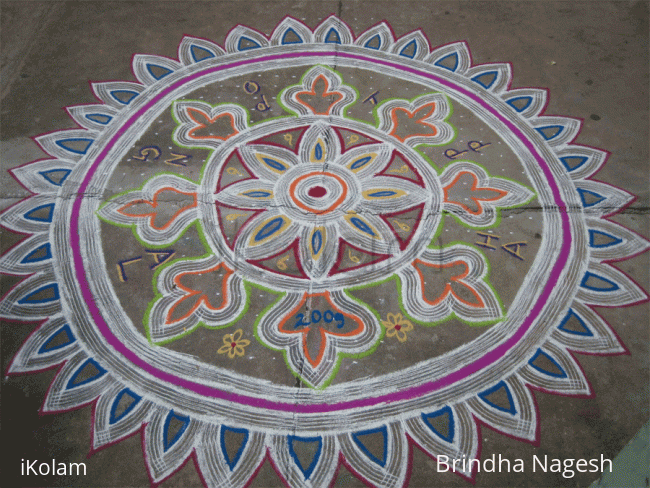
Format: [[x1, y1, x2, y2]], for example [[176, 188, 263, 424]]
[[1, 2, 648, 487]]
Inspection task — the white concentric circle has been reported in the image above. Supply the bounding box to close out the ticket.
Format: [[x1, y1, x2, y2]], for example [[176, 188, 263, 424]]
[[283, 167, 352, 219], [78, 51, 557, 418], [198, 115, 443, 292]]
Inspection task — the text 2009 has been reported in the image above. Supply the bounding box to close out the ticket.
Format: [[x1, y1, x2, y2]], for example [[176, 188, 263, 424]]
[[294, 310, 345, 329]]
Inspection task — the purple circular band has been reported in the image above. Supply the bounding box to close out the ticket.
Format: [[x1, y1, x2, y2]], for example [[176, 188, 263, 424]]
[[71, 51, 571, 413]]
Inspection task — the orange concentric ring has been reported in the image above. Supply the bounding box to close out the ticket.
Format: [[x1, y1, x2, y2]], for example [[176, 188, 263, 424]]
[[288, 171, 348, 214]]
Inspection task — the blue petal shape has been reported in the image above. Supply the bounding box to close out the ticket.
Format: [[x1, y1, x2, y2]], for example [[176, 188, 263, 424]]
[[262, 157, 287, 171], [85, 113, 112, 125], [146, 63, 173, 80], [589, 229, 623, 248], [190, 45, 216, 62], [350, 217, 376, 236], [577, 188, 606, 208], [478, 381, 516, 414], [471, 71, 498, 89], [580, 271, 619, 292], [350, 156, 372, 170], [255, 217, 285, 242], [109, 388, 142, 424], [24, 203, 54, 223], [66, 358, 107, 389], [55, 138, 93, 155], [18, 283, 59, 304], [367, 190, 398, 198], [110, 90, 139, 105], [237, 36, 261, 51], [288, 435, 322, 480], [21, 243, 52, 263], [434, 53, 459, 71], [314, 143, 323, 160], [242, 191, 272, 198], [528, 348, 567, 378], [352, 426, 388, 467], [163, 410, 190, 452], [364, 34, 381, 50], [311, 229, 323, 255], [38, 169, 71, 186], [559, 155, 588, 172], [38, 324, 75, 354], [325, 28, 341, 44], [399, 39, 418, 58], [421, 406, 455, 443], [220, 425, 249, 470], [506, 96, 533, 113], [535, 125, 564, 141], [281, 28, 303, 45], [558, 309, 593, 336]]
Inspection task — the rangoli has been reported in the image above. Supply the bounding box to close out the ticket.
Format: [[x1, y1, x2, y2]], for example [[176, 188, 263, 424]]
[[2, 16, 648, 487]]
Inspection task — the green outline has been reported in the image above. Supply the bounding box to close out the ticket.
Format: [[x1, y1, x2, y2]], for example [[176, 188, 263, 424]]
[[412, 146, 442, 171], [368, 92, 458, 147], [436, 159, 537, 230], [250, 284, 385, 390], [347, 241, 504, 329], [275, 67, 461, 176], [171, 99, 252, 136], [169, 98, 294, 179], [429, 212, 447, 243], [97, 172, 202, 250], [168, 99, 223, 182], [142, 222, 251, 346], [170, 98, 298, 173], [106, 68, 510, 382], [276, 64, 362, 121]]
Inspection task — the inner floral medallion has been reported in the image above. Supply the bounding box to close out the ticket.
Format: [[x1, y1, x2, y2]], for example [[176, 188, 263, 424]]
[[213, 120, 433, 281], [99, 65, 534, 387]]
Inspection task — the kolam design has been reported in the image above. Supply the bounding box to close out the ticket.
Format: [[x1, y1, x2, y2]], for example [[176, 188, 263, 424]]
[[2, 16, 648, 487]]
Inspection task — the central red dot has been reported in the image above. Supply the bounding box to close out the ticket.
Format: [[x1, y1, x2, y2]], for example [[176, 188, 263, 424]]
[[308, 185, 327, 198]]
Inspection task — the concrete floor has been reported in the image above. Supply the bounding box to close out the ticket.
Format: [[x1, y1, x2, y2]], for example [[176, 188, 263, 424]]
[[1, 2, 648, 487], [590, 420, 649, 488]]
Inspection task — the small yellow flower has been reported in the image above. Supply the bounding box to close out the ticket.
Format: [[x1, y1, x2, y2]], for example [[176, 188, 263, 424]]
[[217, 329, 250, 358], [381, 313, 414, 342]]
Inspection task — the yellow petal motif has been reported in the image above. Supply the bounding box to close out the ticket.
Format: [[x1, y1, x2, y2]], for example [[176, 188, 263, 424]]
[[217, 344, 232, 354], [382, 313, 414, 342], [218, 329, 249, 358]]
